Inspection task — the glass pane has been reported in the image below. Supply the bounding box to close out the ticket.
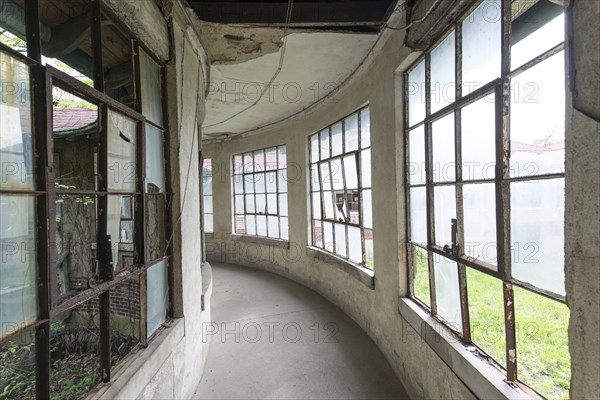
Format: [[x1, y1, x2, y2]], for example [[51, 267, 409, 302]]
[[364, 228, 374, 267], [278, 170, 287, 193], [310, 134, 320, 162], [463, 184, 497, 265], [255, 194, 266, 214], [331, 122, 343, 156], [256, 215, 267, 236], [408, 126, 426, 185], [108, 195, 136, 270], [347, 190, 360, 224], [101, 18, 134, 107], [348, 226, 362, 263], [146, 124, 165, 193], [410, 246, 430, 307], [323, 221, 334, 252], [408, 61, 426, 126], [234, 175, 244, 194], [202, 159, 212, 195], [323, 191, 335, 219], [203, 193, 213, 215], [331, 158, 344, 191], [245, 194, 255, 213], [243, 153, 254, 173], [246, 215, 256, 235], [265, 171, 277, 193], [233, 154, 243, 174], [433, 255, 462, 331], [461, 96, 496, 180], [310, 164, 319, 191], [244, 174, 254, 194], [320, 162, 332, 191], [320, 129, 330, 159], [278, 146, 287, 169], [235, 215, 245, 234], [146, 194, 166, 263], [361, 149, 371, 188], [254, 172, 266, 194], [362, 189, 373, 229], [409, 187, 427, 245], [514, 286, 570, 399], [512, 13, 564, 70], [235, 195, 244, 214], [267, 193, 277, 214], [430, 31, 456, 113], [511, 178, 565, 295], [510, 52, 565, 177], [254, 150, 265, 172], [313, 220, 323, 248], [343, 155, 358, 189], [0, 6, 27, 53], [0, 52, 34, 189], [279, 194, 288, 217], [147, 260, 168, 336], [0, 195, 37, 338], [205, 214, 213, 233], [108, 110, 137, 192], [265, 147, 277, 170], [268, 216, 279, 239], [462, 0, 501, 95], [335, 224, 347, 258], [434, 185, 456, 247], [140, 50, 163, 126], [345, 114, 359, 152], [280, 217, 289, 240], [432, 113, 455, 182], [467, 268, 505, 367], [360, 108, 371, 148], [312, 192, 321, 219]]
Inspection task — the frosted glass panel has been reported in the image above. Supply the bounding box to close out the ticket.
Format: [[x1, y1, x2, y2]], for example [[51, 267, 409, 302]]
[[268, 216, 279, 238], [434, 185, 456, 247], [267, 194, 277, 214], [145, 124, 165, 192], [408, 60, 426, 126], [204, 214, 213, 233], [361, 149, 371, 187], [108, 110, 137, 192], [343, 155, 358, 189], [320, 129, 330, 159], [432, 113, 455, 182], [510, 52, 565, 177], [245, 195, 255, 213], [430, 31, 455, 112], [235, 195, 244, 214], [147, 260, 168, 336], [463, 184, 497, 265], [312, 192, 321, 219], [512, 14, 564, 70], [0, 195, 37, 338], [255, 194, 266, 214], [203, 195, 213, 215], [345, 114, 359, 152], [362, 189, 373, 229], [140, 50, 163, 126], [335, 223, 347, 258], [256, 215, 267, 236], [331, 122, 343, 156], [348, 226, 362, 263], [360, 108, 370, 147], [462, 0, 501, 95], [462, 97, 496, 180], [409, 187, 427, 245], [409, 126, 426, 185], [433, 255, 462, 330], [246, 216, 256, 235], [279, 194, 288, 216], [511, 178, 565, 295], [0, 52, 34, 190], [280, 217, 289, 240]]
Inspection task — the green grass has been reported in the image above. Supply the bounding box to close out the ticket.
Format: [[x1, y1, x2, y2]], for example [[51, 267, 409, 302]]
[[412, 249, 570, 399]]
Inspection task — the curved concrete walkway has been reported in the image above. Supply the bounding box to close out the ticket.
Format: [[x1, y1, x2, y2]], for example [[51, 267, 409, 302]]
[[193, 263, 409, 399]]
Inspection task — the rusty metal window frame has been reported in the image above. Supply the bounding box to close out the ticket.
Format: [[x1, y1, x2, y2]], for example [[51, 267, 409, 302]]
[[232, 145, 288, 240], [404, 0, 566, 387], [308, 106, 372, 267], [0, 0, 173, 397]]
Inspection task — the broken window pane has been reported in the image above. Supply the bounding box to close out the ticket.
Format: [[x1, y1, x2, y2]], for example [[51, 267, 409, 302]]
[[461, 96, 496, 181], [433, 254, 462, 331], [147, 260, 168, 336], [102, 18, 135, 107], [108, 195, 137, 270], [0, 3, 27, 54], [462, 0, 501, 95], [145, 124, 165, 193], [409, 187, 427, 245], [409, 245, 430, 307], [510, 52, 565, 177], [408, 126, 426, 185], [430, 31, 455, 112], [463, 183, 497, 266], [511, 178, 565, 295], [434, 185, 456, 248], [140, 49, 163, 126], [108, 110, 137, 192], [345, 114, 359, 152], [0, 194, 37, 338], [432, 113, 455, 182], [0, 51, 34, 189], [407, 60, 426, 126]]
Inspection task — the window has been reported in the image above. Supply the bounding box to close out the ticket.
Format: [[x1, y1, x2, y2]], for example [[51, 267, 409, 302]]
[[202, 158, 213, 233], [1, 1, 171, 397], [405, 0, 568, 398], [309, 107, 373, 268], [232, 146, 288, 240]]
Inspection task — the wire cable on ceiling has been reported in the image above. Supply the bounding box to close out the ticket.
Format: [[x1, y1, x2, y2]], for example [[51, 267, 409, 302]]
[[384, 0, 443, 31]]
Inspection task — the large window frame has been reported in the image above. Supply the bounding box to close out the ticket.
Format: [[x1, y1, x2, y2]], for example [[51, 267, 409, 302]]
[[404, 0, 567, 391], [0, 0, 173, 397]]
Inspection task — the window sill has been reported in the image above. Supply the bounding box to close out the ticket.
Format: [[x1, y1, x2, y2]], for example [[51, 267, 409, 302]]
[[398, 298, 539, 400], [306, 247, 374, 289], [230, 234, 290, 249]]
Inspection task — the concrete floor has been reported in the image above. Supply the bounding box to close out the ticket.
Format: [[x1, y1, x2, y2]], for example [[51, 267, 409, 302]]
[[193, 263, 409, 399]]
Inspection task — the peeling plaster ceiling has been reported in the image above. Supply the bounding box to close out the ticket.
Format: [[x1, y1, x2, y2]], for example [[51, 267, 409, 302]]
[[201, 30, 377, 140]]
